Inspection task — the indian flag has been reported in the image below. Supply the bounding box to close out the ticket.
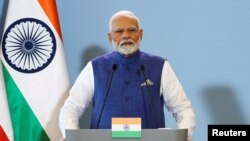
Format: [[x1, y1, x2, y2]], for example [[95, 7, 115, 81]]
[[0, 0, 70, 141], [112, 117, 141, 138]]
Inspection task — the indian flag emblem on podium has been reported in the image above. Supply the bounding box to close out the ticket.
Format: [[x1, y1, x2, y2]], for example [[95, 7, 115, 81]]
[[112, 117, 141, 138]]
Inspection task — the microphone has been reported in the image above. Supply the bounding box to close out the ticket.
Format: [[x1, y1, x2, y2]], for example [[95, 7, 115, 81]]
[[96, 64, 117, 128], [140, 65, 158, 128]]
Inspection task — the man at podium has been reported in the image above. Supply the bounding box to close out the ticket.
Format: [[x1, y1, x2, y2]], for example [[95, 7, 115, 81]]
[[59, 10, 196, 141]]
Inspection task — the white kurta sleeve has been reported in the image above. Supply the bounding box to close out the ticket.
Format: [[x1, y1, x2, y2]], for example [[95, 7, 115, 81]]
[[160, 61, 196, 138], [59, 61, 94, 138]]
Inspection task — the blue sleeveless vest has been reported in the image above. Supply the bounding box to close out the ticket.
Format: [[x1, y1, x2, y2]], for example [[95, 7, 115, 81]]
[[90, 50, 165, 129]]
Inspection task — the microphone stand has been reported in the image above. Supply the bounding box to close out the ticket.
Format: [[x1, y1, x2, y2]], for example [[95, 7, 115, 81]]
[[140, 65, 158, 128], [96, 64, 117, 128]]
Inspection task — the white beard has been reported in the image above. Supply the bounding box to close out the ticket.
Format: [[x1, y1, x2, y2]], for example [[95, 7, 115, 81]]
[[112, 39, 140, 56]]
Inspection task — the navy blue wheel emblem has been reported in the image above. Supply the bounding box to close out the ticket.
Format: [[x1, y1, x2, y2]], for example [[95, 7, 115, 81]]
[[2, 18, 56, 73], [123, 124, 130, 131]]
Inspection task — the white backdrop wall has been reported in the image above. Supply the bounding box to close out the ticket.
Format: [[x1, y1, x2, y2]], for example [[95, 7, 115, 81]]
[[1, 0, 250, 141]]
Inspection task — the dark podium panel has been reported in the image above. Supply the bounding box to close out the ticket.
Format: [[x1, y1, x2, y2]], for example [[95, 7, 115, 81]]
[[66, 129, 188, 141]]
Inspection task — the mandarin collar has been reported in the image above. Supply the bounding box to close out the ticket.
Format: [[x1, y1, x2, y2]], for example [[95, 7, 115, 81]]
[[112, 50, 141, 64]]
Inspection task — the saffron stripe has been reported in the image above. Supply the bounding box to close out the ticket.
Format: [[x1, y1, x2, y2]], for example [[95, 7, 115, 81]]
[[38, 0, 62, 40], [112, 131, 141, 138], [112, 118, 141, 124], [2, 63, 50, 141]]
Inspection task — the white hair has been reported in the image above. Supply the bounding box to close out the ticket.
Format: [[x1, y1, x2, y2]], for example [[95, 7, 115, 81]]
[[109, 10, 141, 31]]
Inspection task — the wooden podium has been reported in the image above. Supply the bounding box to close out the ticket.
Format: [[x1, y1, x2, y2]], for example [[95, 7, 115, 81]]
[[66, 129, 188, 141]]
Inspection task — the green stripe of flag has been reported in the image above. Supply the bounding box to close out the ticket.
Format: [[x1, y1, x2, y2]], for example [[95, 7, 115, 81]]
[[112, 131, 141, 138], [2, 63, 50, 141]]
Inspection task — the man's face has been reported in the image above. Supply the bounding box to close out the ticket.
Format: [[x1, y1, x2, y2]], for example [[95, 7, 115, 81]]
[[108, 15, 143, 57]]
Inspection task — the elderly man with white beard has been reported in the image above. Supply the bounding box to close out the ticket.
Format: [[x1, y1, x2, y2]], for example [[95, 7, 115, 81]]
[[59, 10, 196, 141]]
